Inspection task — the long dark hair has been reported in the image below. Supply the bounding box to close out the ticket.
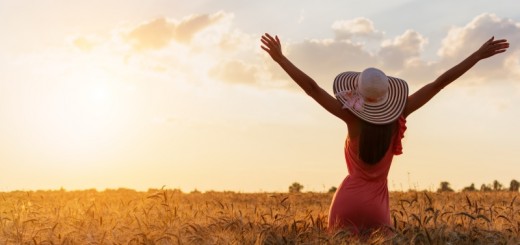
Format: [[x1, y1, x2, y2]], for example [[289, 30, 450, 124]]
[[359, 120, 396, 164]]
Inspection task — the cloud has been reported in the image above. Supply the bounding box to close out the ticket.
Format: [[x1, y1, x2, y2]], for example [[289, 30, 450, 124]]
[[504, 50, 520, 78], [175, 12, 229, 44], [258, 18, 419, 88], [209, 59, 259, 85], [126, 18, 175, 51], [435, 13, 520, 81], [332, 17, 383, 40], [438, 13, 519, 59], [64, 11, 520, 91], [117, 11, 250, 87], [261, 13, 520, 87], [125, 12, 229, 51], [218, 29, 253, 52], [283, 39, 377, 87], [72, 36, 100, 52], [379, 30, 428, 72], [395, 57, 436, 84]]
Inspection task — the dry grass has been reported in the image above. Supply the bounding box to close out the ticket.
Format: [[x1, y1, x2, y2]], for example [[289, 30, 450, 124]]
[[0, 189, 519, 244]]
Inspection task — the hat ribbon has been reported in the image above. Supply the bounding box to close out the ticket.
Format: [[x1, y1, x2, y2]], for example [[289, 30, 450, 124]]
[[336, 90, 364, 112]]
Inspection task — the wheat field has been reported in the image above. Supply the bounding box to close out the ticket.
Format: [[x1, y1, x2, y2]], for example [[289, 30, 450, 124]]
[[0, 189, 519, 244]]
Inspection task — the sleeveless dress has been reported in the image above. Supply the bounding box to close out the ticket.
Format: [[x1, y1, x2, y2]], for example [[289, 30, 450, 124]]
[[328, 116, 407, 233]]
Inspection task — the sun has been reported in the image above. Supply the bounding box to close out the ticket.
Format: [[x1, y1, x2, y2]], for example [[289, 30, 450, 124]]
[[35, 61, 128, 164]]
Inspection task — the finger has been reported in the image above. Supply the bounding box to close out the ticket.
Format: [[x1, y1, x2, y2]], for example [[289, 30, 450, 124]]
[[491, 39, 508, 45], [492, 43, 509, 50], [265, 33, 277, 44], [265, 33, 274, 41], [261, 36, 271, 43], [487, 36, 495, 43], [261, 46, 270, 52], [262, 35, 276, 47], [498, 43, 510, 49], [261, 38, 274, 48], [275, 35, 281, 45], [261, 34, 273, 41]]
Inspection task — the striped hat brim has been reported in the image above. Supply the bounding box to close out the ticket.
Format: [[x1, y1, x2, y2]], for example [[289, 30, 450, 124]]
[[333, 71, 409, 125]]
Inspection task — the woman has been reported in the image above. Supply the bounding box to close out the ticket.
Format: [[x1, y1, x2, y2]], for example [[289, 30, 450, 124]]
[[260, 33, 509, 234]]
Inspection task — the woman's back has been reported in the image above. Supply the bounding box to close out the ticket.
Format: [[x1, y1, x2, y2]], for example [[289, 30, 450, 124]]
[[328, 116, 406, 233]]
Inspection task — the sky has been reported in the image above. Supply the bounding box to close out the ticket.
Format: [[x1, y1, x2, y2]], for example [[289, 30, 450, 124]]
[[1, 0, 519, 192]]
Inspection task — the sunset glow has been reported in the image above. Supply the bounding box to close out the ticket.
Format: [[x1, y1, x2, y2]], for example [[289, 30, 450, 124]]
[[1, 0, 519, 192]]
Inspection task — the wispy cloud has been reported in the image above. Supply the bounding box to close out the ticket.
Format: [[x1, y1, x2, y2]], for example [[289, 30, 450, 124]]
[[332, 17, 383, 40], [209, 59, 259, 85], [24, 11, 520, 92], [124, 12, 230, 51]]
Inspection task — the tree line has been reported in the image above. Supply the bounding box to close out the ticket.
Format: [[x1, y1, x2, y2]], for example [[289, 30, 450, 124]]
[[437, 179, 520, 192], [288, 179, 520, 193]]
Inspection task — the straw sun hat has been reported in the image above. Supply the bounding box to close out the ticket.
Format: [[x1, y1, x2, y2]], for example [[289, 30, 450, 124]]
[[333, 68, 409, 125]]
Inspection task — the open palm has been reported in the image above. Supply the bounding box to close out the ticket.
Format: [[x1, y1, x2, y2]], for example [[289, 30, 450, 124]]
[[261, 33, 284, 63]]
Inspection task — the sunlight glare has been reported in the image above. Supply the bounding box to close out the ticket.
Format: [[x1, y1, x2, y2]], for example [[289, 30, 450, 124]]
[[37, 61, 129, 163]]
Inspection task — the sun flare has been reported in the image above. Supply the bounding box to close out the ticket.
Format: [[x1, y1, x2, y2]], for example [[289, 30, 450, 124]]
[[31, 59, 132, 163]]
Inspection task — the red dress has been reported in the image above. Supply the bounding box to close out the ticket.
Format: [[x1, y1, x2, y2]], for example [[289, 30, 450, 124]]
[[328, 116, 407, 233]]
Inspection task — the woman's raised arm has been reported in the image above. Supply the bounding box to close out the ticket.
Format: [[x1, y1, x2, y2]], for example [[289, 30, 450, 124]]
[[403, 37, 509, 117], [261, 33, 355, 124]]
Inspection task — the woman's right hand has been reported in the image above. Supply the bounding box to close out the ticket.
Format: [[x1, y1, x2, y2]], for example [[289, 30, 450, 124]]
[[261, 33, 285, 63], [474, 36, 509, 60]]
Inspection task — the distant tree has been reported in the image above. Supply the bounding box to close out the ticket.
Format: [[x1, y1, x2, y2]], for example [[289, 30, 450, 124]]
[[437, 181, 454, 192], [480, 184, 492, 192], [510, 179, 520, 192], [493, 180, 503, 191], [328, 186, 337, 193], [289, 182, 304, 193], [462, 183, 476, 192]]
